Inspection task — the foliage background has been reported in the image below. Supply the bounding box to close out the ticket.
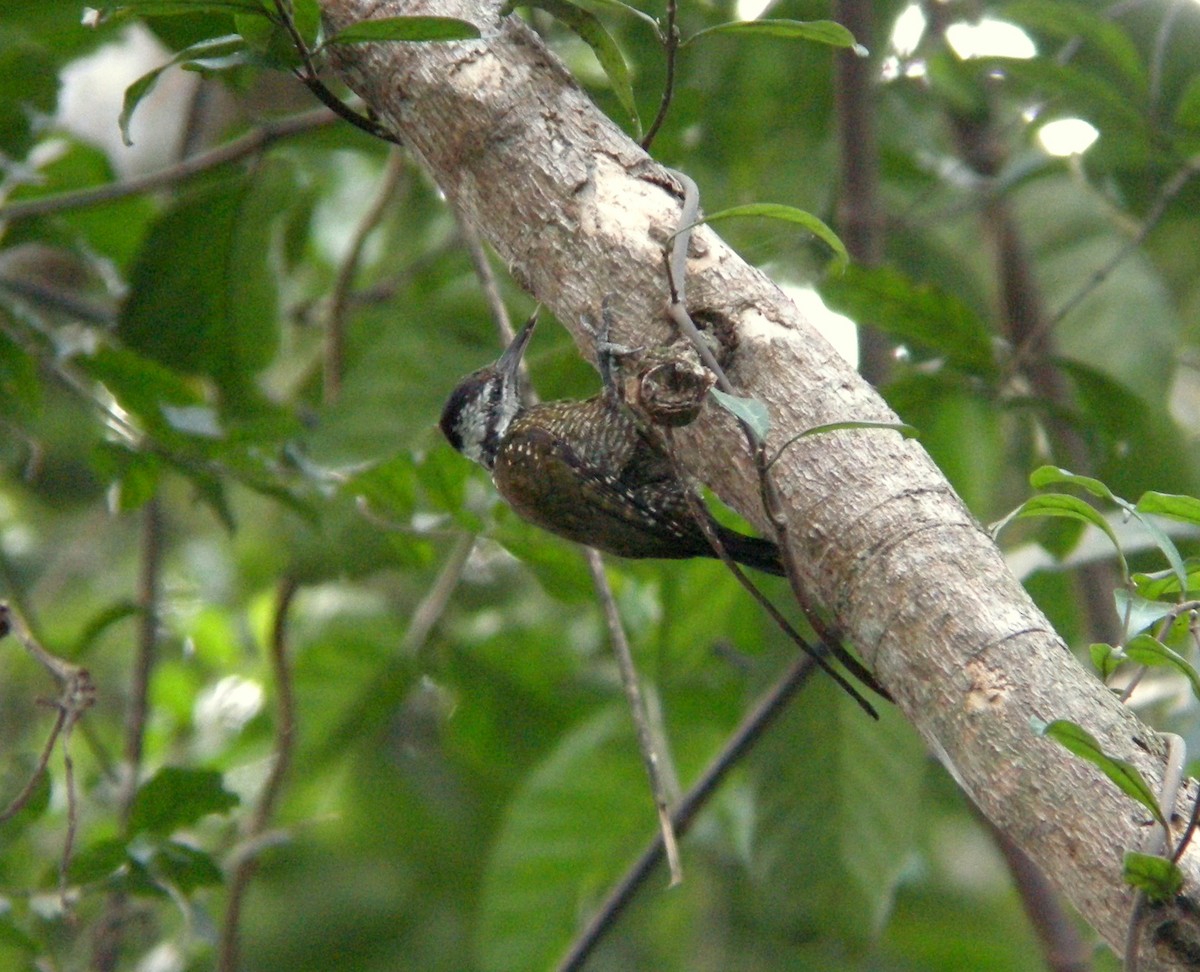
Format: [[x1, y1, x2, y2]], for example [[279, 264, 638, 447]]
[[2, 0, 1199, 969]]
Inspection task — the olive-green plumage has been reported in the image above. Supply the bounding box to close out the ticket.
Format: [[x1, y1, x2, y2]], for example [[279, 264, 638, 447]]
[[440, 319, 784, 574]]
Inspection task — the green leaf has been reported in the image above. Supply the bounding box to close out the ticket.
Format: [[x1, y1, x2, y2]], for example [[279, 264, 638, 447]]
[[1055, 361, 1196, 501], [992, 493, 1127, 581], [1028, 465, 1116, 502], [1113, 590, 1176, 637], [506, 0, 640, 136], [821, 266, 996, 376], [128, 767, 239, 836], [683, 203, 848, 273], [103, 0, 269, 14], [90, 443, 163, 512], [0, 760, 51, 838], [0, 39, 59, 158], [118, 162, 289, 408], [475, 707, 651, 971], [1136, 491, 1200, 528], [1025, 467, 1191, 591], [491, 511, 595, 603], [150, 840, 225, 891], [768, 420, 919, 469], [686, 19, 856, 50], [78, 346, 204, 438], [1175, 73, 1200, 131], [119, 35, 246, 146], [750, 676, 926, 944], [1089, 642, 1119, 681], [1027, 472, 1187, 599], [796, 419, 919, 440], [1132, 562, 1200, 601], [0, 330, 41, 418], [67, 838, 131, 884], [1123, 851, 1184, 904], [1123, 633, 1200, 701], [324, 16, 481, 45], [1001, 0, 1146, 92], [343, 454, 420, 523], [710, 388, 770, 442], [1035, 719, 1164, 828]]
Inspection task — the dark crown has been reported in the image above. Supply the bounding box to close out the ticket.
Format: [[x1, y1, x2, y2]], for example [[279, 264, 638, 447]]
[[438, 317, 537, 470]]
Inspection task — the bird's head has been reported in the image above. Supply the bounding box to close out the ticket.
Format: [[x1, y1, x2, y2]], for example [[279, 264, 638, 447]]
[[439, 315, 537, 470]]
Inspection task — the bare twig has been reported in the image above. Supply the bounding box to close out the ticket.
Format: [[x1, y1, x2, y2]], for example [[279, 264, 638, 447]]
[[459, 214, 516, 344], [272, 0, 402, 146], [0, 604, 97, 882], [831, 0, 890, 384], [325, 148, 409, 403], [556, 651, 819, 972], [1015, 154, 1200, 368], [218, 574, 300, 972], [639, 0, 678, 152], [1125, 732, 1187, 971], [120, 499, 162, 824], [663, 170, 886, 707], [401, 532, 476, 654], [661, 430, 877, 715], [584, 549, 683, 886], [0, 108, 336, 222], [975, 808, 1093, 972]]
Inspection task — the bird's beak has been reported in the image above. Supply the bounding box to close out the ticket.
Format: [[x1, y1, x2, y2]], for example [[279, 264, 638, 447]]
[[496, 313, 538, 380]]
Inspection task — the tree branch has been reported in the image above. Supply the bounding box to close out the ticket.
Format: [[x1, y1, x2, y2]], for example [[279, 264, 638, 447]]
[[318, 0, 1200, 961]]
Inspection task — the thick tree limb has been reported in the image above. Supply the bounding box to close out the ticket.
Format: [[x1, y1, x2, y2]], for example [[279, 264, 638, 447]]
[[320, 0, 1200, 962]]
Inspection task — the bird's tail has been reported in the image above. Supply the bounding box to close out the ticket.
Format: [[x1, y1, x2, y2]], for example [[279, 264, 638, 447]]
[[715, 527, 786, 576]]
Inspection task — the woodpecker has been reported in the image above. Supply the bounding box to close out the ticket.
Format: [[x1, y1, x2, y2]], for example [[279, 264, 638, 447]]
[[438, 316, 785, 574]]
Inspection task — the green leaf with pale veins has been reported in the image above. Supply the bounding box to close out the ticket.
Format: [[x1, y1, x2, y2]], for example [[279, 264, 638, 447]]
[[710, 388, 770, 442], [681, 203, 848, 273], [1124, 851, 1184, 903], [323, 16, 481, 46], [505, 0, 640, 136], [1034, 719, 1165, 829], [129, 767, 239, 836], [1123, 633, 1200, 701], [119, 35, 246, 146], [992, 492, 1128, 582], [686, 19, 857, 50]]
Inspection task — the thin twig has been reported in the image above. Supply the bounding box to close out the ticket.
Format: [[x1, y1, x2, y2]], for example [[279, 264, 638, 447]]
[[584, 549, 684, 886], [0, 274, 115, 328], [459, 215, 683, 880], [973, 806, 1092, 972], [556, 651, 819, 972], [0, 108, 336, 222], [120, 499, 162, 824], [272, 0, 403, 147], [401, 533, 477, 654], [0, 604, 97, 881], [458, 214, 515, 344], [639, 0, 678, 151], [662, 170, 887, 706], [315, 532, 475, 765], [661, 430, 876, 716], [324, 148, 409, 403], [1125, 732, 1187, 971], [217, 574, 300, 972], [1015, 155, 1200, 372]]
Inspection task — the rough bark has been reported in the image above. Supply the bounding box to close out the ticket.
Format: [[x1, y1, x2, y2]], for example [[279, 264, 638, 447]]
[[321, 0, 1200, 962]]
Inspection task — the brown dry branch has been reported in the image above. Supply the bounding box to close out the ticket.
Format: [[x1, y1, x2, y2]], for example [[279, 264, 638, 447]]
[[318, 0, 1200, 964]]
